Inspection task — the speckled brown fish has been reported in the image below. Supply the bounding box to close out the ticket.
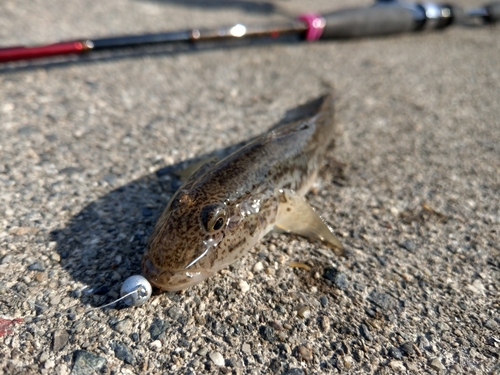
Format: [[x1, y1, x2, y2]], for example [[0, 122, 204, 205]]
[[142, 94, 343, 291]]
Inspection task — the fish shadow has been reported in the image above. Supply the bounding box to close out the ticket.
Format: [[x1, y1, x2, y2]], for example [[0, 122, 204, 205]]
[[50, 96, 332, 305], [50, 144, 246, 306]]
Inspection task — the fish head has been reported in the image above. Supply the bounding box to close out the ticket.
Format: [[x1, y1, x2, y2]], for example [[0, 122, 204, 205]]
[[142, 184, 278, 291], [142, 188, 233, 291]]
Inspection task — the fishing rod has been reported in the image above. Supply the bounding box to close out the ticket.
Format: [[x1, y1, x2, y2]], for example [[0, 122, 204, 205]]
[[0, 0, 499, 64]]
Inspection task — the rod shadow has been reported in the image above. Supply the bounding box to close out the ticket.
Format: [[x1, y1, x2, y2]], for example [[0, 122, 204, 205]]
[[50, 97, 329, 305]]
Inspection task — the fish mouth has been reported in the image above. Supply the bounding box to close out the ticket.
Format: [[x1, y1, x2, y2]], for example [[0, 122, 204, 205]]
[[141, 255, 213, 291]]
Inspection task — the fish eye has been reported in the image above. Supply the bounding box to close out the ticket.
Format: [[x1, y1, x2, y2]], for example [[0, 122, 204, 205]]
[[200, 204, 227, 232]]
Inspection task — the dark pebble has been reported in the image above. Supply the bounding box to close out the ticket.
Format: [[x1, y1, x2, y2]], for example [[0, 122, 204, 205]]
[[72, 350, 106, 375], [59, 167, 82, 176], [259, 325, 275, 343], [149, 318, 167, 340], [17, 126, 39, 135], [282, 369, 305, 375], [376, 255, 387, 266], [368, 291, 394, 310], [401, 342, 414, 356], [278, 283, 288, 291], [28, 262, 45, 272], [275, 304, 286, 314], [67, 312, 77, 321], [130, 332, 139, 342], [269, 358, 282, 373], [45, 133, 57, 142], [359, 324, 373, 341], [400, 240, 416, 252], [323, 268, 349, 290], [214, 287, 226, 297], [364, 307, 376, 317], [141, 207, 153, 217], [167, 306, 183, 320], [389, 346, 403, 360], [113, 341, 135, 365], [319, 295, 328, 307], [70, 289, 82, 298], [35, 303, 48, 315]]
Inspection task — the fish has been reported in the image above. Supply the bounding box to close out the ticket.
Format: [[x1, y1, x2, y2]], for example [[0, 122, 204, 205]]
[[142, 94, 343, 291]]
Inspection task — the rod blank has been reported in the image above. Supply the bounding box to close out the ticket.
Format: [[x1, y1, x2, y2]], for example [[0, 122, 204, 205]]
[[0, 1, 498, 64]]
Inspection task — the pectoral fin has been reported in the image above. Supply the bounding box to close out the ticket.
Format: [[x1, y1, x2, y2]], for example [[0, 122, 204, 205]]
[[274, 189, 344, 256]]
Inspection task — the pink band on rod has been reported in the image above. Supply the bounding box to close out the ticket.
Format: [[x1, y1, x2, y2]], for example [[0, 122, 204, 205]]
[[297, 13, 325, 41]]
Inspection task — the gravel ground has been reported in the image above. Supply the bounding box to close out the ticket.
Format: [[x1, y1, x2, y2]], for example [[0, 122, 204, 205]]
[[1, 0, 499, 374]]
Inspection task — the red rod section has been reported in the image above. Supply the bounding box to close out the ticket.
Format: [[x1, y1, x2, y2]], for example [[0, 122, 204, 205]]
[[0, 41, 86, 63]]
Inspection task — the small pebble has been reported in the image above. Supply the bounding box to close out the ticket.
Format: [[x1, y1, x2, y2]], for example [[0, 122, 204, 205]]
[[417, 335, 430, 349], [253, 262, 264, 272], [265, 267, 275, 276], [269, 358, 282, 373], [297, 305, 311, 319], [389, 347, 403, 360], [44, 359, 55, 369], [297, 345, 313, 361], [113, 342, 135, 365], [429, 358, 446, 371], [149, 318, 166, 340], [149, 340, 162, 351], [283, 369, 305, 375], [39, 352, 49, 363], [484, 319, 498, 331], [113, 318, 133, 335], [401, 342, 414, 356], [369, 291, 394, 310], [167, 306, 183, 320], [270, 320, 283, 331], [359, 324, 373, 341], [209, 351, 225, 367], [323, 268, 349, 290], [259, 325, 275, 342], [238, 280, 250, 293], [241, 343, 251, 354], [400, 240, 416, 252], [28, 261, 45, 271], [343, 355, 354, 368], [389, 360, 405, 371], [53, 330, 69, 352], [72, 350, 106, 375], [319, 295, 328, 307], [50, 295, 61, 306], [197, 346, 209, 356], [320, 316, 330, 331]]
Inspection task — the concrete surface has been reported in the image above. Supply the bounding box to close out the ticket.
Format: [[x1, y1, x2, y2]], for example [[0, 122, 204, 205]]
[[0, 0, 499, 374]]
